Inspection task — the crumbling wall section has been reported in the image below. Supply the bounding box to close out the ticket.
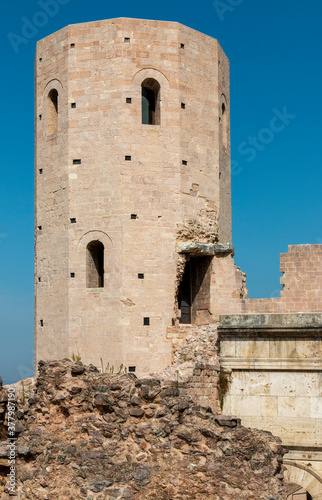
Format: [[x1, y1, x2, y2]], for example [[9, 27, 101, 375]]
[[164, 324, 220, 411], [177, 200, 219, 245], [210, 245, 322, 318], [244, 244, 322, 314], [210, 254, 248, 320]]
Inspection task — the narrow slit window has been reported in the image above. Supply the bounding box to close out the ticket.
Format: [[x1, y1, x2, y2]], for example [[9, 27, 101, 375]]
[[47, 89, 58, 135], [87, 241, 104, 288], [178, 261, 191, 324], [221, 95, 228, 149], [141, 78, 160, 125]]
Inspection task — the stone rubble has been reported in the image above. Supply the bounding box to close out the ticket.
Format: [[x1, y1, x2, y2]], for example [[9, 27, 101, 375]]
[[0, 359, 287, 499]]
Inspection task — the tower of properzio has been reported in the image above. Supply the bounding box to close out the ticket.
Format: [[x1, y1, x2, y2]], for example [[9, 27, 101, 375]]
[[35, 18, 233, 375]]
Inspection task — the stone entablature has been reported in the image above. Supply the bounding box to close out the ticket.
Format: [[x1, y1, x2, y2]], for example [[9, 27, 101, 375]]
[[218, 313, 322, 500]]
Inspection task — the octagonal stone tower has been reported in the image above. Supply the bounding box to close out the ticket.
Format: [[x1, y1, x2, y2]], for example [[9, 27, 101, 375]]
[[35, 18, 232, 375]]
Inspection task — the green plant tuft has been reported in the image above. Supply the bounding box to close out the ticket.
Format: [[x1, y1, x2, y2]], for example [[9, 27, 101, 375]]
[[219, 368, 230, 410], [21, 381, 25, 405]]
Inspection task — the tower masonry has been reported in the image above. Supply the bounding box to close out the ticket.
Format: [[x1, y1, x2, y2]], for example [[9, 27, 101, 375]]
[[35, 18, 233, 375]]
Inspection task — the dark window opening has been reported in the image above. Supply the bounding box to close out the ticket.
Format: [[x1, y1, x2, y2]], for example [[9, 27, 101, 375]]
[[178, 257, 212, 325], [125, 155, 131, 161], [40, 320, 44, 327], [71, 103, 76, 108], [70, 218, 76, 224], [73, 159, 81, 165], [124, 37, 130, 43], [87, 241, 104, 288], [221, 95, 228, 149], [182, 160, 187, 165], [126, 97, 132, 103], [70, 272, 75, 278], [39, 57, 42, 62], [129, 366, 136, 372], [143, 317, 150, 326], [180, 43, 185, 49], [38, 225, 42, 230], [39, 114, 42, 120], [138, 273, 144, 279], [178, 261, 191, 324], [131, 214, 137, 219], [47, 89, 58, 135], [181, 102, 186, 109], [38, 277, 41, 282], [39, 169, 43, 174], [142, 78, 160, 125], [70, 43, 75, 48]]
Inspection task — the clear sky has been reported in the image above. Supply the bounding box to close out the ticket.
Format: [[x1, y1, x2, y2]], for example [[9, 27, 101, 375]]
[[1, 0, 321, 383]]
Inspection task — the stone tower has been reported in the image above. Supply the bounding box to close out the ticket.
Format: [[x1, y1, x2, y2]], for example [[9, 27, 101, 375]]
[[35, 18, 232, 375]]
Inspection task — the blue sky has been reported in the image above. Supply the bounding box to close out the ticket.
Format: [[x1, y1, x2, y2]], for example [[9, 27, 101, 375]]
[[1, 0, 321, 383]]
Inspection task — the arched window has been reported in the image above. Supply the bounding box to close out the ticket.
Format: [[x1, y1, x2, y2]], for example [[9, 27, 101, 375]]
[[87, 241, 104, 288], [141, 78, 160, 125], [47, 89, 58, 135]]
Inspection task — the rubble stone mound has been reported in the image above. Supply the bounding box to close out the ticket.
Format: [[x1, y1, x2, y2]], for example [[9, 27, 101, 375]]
[[0, 360, 286, 499]]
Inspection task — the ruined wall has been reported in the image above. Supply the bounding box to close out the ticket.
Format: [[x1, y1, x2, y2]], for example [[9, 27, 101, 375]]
[[209, 244, 322, 319], [245, 244, 322, 313]]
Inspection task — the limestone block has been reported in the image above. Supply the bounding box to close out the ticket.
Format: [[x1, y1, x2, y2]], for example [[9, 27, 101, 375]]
[[277, 397, 310, 418], [310, 397, 322, 419], [269, 372, 296, 397]]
